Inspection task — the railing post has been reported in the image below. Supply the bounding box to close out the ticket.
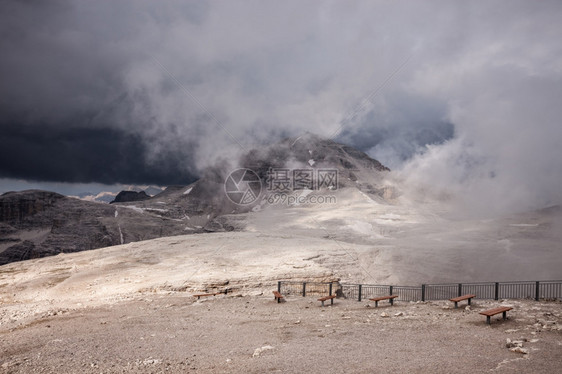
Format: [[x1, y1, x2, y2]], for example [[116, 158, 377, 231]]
[[358, 284, 362, 302], [458, 283, 462, 297], [535, 281, 540, 301], [277, 281, 281, 293], [421, 284, 425, 302], [329, 282, 333, 296], [303, 282, 306, 297], [495, 282, 499, 300], [389, 285, 393, 296]]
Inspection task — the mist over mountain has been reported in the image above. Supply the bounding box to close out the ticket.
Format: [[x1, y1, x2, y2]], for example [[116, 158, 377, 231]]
[[0, 135, 394, 265], [1, 133, 560, 287], [2, 4, 562, 372], [1, 1, 561, 217]]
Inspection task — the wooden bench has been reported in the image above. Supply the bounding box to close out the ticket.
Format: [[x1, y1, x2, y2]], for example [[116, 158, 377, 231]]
[[449, 294, 476, 309], [479, 306, 513, 325], [273, 290, 284, 303], [318, 295, 336, 307], [369, 295, 398, 307], [193, 290, 227, 300]]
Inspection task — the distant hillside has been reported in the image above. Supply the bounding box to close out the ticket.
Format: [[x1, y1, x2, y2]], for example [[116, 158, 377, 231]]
[[0, 190, 188, 265], [0, 134, 392, 265], [110, 190, 150, 204]]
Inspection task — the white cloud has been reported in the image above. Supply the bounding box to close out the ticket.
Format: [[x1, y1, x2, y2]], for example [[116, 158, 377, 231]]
[[1, 1, 561, 213]]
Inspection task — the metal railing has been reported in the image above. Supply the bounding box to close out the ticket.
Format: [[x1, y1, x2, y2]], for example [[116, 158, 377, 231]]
[[277, 280, 562, 302], [540, 281, 562, 299], [277, 281, 340, 297]]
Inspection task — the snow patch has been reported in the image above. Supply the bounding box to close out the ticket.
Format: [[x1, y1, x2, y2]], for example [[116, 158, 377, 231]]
[[308, 159, 315, 166], [291, 136, 302, 146], [119, 206, 168, 214], [380, 213, 401, 220], [183, 187, 193, 195], [122, 205, 144, 213], [291, 189, 313, 206], [358, 191, 377, 203], [374, 213, 406, 226], [347, 220, 373, 235], [118, 225, 124, 245], [144, 208, 168, 213]]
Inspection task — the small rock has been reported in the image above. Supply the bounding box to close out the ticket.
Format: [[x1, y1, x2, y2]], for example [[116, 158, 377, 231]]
[[512, 340, 525, 347], [381, 312, 389, 318], [394, 312, 404, 317], [509, 347, 529, 354], [506, 339, 525, 348], [294, 320, 301, 324], [464, 305, 471, 311], [252, 345, 274, 357]]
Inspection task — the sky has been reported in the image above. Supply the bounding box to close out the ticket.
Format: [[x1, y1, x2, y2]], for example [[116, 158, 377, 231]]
[[1, 1, 561, 214]]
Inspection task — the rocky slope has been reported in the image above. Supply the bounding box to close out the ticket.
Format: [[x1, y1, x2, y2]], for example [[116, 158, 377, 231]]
[[0, 190, 189, 265], [0, 134, 394, 265]]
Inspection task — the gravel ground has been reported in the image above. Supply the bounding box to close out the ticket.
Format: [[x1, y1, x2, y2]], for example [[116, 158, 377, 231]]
[[1, 293, 561, 373]]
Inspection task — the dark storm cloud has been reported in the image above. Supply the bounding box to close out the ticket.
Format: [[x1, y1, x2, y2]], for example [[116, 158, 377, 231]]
[[0, 0, 203, 185], [0, 1, 561, 213], [0, 123, 198, 185]]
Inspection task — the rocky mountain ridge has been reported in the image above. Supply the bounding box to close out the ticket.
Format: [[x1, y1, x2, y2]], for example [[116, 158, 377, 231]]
[[0, 190, 189, 265], [0, 134, 392, 265]]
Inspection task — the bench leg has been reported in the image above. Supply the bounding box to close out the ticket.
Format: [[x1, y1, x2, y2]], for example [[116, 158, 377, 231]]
[[375, 300, 379, 308], [277, 297, 280, 304], [330, 297, 334, 305], [502, 311, 507, 320], [321, 301, 325, 307], [454, 301, 458, 309], [468, 298, 472, 306], [486, 316, 491, 325], [390, 298, 394, 306]]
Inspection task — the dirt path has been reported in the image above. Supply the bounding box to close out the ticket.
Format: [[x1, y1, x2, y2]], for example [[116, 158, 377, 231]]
[[1, 294, 561, 373]]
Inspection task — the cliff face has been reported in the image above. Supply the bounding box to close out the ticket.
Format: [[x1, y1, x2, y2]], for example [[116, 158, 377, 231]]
[[0, 191, 64, 225]]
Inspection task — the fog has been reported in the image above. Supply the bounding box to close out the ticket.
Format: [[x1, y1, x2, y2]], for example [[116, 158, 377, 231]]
[[1, 1, 561, 214]]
